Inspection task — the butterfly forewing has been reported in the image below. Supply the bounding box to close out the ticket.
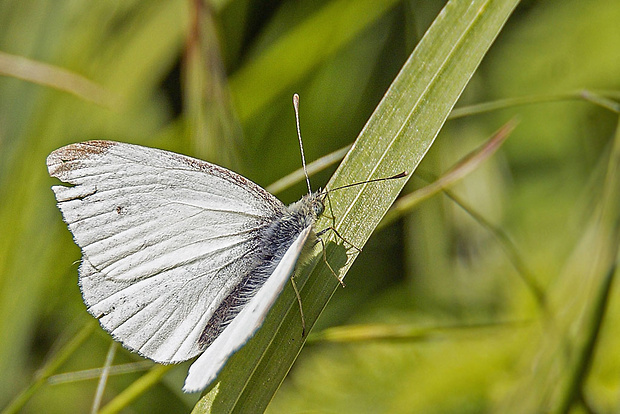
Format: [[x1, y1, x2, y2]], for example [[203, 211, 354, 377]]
[[47, 141, 286, 363]]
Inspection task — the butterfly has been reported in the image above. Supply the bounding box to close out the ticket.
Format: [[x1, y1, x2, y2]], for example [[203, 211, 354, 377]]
[[47, 133, 332, 392]]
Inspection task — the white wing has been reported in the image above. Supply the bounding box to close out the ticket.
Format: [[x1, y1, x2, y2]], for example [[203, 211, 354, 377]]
[[47, 141, 285, 363], [183, 226, 312, 393]]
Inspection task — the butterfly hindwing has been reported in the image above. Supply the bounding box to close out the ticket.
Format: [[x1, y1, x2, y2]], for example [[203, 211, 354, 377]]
[[47, 140, 286, 363]]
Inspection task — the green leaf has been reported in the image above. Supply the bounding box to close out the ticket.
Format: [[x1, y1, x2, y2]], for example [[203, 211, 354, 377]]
[[192, 0, 520, 412]]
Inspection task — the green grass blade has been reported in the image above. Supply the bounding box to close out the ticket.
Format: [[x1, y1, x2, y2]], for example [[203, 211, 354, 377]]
[[98, 365, 175, 414], [494, 117, 620, 413], [380, 119, 517, 228], [308, 320, 530, 344], [228, 0, 401, 122], [0, 51, 118, 107], [1, 322, 96, 414], [191, 0, 520, 412]]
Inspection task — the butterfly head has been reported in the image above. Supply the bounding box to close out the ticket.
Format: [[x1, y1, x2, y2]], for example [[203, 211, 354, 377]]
[[305, 190, 325, 220], [287, 191, 325, 227], [311, 191, 325, 218]]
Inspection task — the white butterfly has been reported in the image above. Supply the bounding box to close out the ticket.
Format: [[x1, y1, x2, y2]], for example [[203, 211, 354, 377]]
[[47, 139, 324, 393]]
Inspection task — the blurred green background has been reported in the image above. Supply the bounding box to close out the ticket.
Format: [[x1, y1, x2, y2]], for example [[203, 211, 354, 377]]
[[1, 0, 620, 413]]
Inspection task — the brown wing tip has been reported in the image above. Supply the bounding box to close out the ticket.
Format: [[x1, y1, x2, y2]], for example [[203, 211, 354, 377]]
[[47, 140, 117, 178]]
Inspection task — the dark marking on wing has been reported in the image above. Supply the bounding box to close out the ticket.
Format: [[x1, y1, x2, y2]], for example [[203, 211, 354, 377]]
[[47, 141, 116, 178]]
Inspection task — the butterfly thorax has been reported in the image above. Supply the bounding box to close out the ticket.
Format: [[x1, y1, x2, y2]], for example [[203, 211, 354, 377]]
[[257, 191, 324, 257]]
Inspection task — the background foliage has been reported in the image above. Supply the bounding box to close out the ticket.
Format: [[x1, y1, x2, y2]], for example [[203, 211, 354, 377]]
[[1, 0, 619, 413]]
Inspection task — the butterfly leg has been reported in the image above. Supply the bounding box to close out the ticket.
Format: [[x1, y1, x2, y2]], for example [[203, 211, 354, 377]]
[[316, 234, 346, 288], [322, 192, 362, 252], [290, 276, 306, 336], [316, 226, 362, 252]]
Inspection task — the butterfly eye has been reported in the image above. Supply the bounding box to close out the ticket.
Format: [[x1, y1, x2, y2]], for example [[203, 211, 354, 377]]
[[313, 201, 324, 217]]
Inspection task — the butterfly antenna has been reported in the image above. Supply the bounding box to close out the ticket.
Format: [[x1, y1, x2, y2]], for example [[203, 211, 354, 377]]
[[293, 94, 312, 194], [327, 171, 408, 193]]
